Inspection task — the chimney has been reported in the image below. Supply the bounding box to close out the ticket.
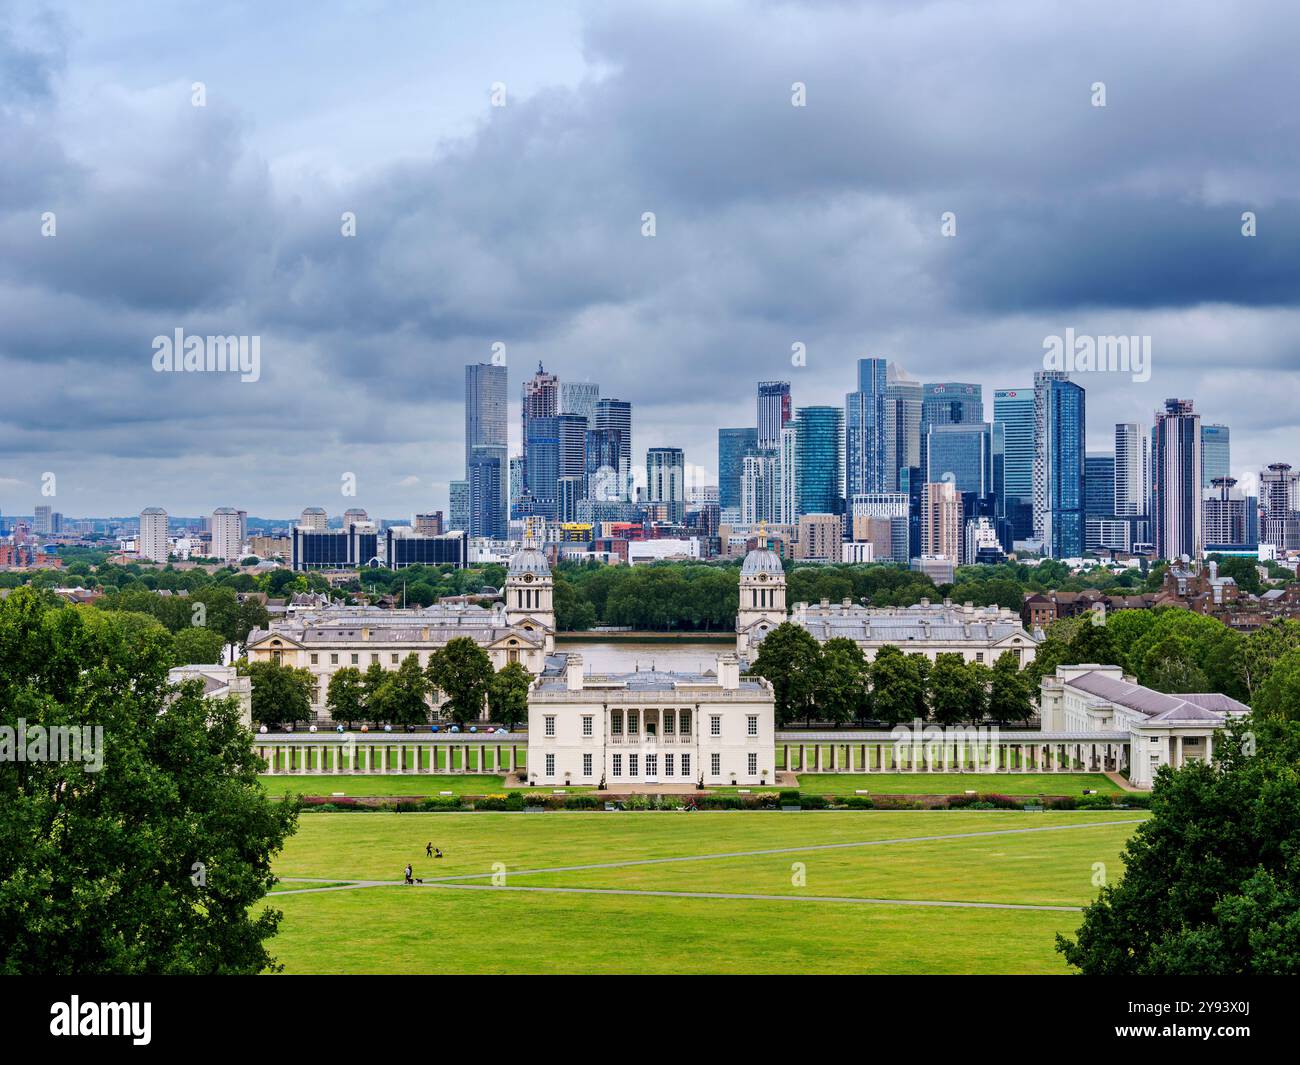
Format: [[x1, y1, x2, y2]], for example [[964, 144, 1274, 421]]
[[1208, 560, 1218, 581], [717, 653, 740, 690], [565, 654, 585, 692]]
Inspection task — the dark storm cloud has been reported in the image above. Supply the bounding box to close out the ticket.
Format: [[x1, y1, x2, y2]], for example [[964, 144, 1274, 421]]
[[2, 0, 1299, 515]]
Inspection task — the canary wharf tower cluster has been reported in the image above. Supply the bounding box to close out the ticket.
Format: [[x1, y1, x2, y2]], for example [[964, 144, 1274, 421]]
[[448, 355, 1262, 577]]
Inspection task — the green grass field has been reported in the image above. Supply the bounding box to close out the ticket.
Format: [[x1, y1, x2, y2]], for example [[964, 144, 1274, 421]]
[[265, 809, 1145, 974]]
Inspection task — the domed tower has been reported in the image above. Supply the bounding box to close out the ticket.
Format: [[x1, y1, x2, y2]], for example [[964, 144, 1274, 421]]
[[505, 542, 555, 652], [736, 542, 787, 658]]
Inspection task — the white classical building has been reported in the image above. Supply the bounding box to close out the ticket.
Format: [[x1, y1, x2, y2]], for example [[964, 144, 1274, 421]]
[[245, 543, 556, 722], [168, 664, 252, 728], [1038, 664, 1249, 788], [735, 543, 1039, 666], [526, 652, 776, 787]]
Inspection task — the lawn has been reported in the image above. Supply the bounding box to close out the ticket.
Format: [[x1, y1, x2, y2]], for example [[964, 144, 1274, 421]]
[[789, 772, 1126, 796], [262, 774, 513, 797], [263, 809, 1146, 974]]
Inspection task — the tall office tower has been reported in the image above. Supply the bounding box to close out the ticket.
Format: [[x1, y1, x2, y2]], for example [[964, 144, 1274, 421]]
[[1259, 463, 1300, 551], [509, 457, 524, 513], [1040, 377, 1086, 558], [1151, 398, 1203, 561], [883, 365, 922, 492], [646, 447, 686, 522], [1114, 423, 1150, 517], [593, 398, 633, 498], [468, 446, 508, 538], [299, 506, 328, 531], [924, 423, 992, 497], [414, 512, 443, 536], [1203, 477, 1248, 548], [211, 507, 243, 560], [1200, 424, 1230, 489], [34, 505, 52, 534], [920, 481, 962, 560], [777, 422, 799, 526], [520, 362, 559, 487], [993, 387, 1035, 540], [845, 358, 888, 496], [585, 427, 624, 502], [718, 427, 758, 512], [1084, 453, 1116, 518], [343, 508, 369, 527], [740, 451, 779, 525], [756, 381, 792, 449], [794, 406, 844, 517], [850, 492, 909, 562], [525, 414, 587, 521], [139, 507, 169, 562], [560, 381, 599, 424], [448, 481, 469, 533], [1032, 369, 1070, 542], [465, 363, 508, 464], [920, 382, 982, 477]]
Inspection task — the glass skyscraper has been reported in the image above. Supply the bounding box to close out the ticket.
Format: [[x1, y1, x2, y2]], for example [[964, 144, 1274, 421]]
[[647, 447, 686, 522], [845, 358, 888, 496], [920, 382, 982, 477], [1201, 424, 1230, 489], [993, 388, 1035, 541], [1084, 452, 1116, 519], [464, 363, 508, 537], [718, 427, 758, 512], [884, 368, 922, 492], [925, 423, 992, 497], [594, 398, 633, 499], [794, 406, 844, 516], [757, 381, 792, 450], [1042, 378, 1086, 558]]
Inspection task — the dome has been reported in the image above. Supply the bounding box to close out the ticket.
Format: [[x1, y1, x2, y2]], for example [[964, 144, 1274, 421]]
[[741, 548, 784, 577], [508, 547, 551, 577]]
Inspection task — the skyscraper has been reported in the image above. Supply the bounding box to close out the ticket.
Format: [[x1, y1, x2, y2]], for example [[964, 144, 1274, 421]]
[[520, 362, 559, 488], [920, 382, 982, 478], [883, 366, 922, 492], [1151, 398, 1203, 560], [1041, 377, 1086, 558], [594, 398, 633, 499], [1084, 453, 1116, 519], [920, 480, 962, 560], [448, 480, 469, 533], [560, 381, 599, 424], [1032, 369, 1070, 543], [139, 507, 168, 562], [993, 387, 1035, 541], [526, 413, 587, 520], [1200, 424, 1230, 489], [718, 427, 758, 513], [845, 358, 888, 496], [468, 446, 507, 539], [211, 507, 243, 561], [464, 363, 507, 468], [1259, 463, 1298, 552], [756, 381, 792, 450], [585, 427, 624, 502], [924, 423, 992, 497], [794, 406, 844, 517], [1114, 423, 1150, 518], [1203, 477, 1249, 549], [646, 447, 686, 522]]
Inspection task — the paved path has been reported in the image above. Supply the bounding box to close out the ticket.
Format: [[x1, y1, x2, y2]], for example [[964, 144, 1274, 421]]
[[273, 817, 1141, 897]]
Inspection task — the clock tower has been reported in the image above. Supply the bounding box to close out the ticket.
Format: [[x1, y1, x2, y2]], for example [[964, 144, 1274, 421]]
[[504, 541, 555, 652]]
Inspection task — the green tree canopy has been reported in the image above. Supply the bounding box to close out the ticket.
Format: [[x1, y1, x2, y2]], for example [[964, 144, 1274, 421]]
[[426, 637, 494, 725]]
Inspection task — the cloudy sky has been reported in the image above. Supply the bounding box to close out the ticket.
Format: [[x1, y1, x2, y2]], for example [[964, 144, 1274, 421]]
[[3, 0, 1299, 520]]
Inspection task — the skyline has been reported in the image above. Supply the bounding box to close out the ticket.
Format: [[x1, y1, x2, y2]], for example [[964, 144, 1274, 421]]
[[6, 0, 1300, 515]]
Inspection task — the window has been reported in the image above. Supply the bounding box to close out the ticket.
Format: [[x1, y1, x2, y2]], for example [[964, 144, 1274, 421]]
[[747, 715, 758, 737], [350, 653, 359, 665], [583, 753, 593, 777], [681, 753, 691, 777], [310, 653, 318, 665], [711, 753, 721, 776], [371, 653, 380, 665], [646, 754, 658, 777], [975, 652, 984, 664], [582, 715, 593, 737], [612, 754, 622, 777], [330, 653, 338, 665], [748, 753, 758, 776], [664, 753, 674, 777], [545, 753, 555, 776], [663, 713, 675, 735], [679, 710, 691, 735], [711, 715, 721, 737], [627, 712, 639, 736], [610, 711, 623, 736], [544, 715, 556, 737], [628, 754, 639, 776], [391, 653, 399, 664]]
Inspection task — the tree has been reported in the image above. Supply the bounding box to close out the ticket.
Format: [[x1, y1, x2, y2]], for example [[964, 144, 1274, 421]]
[[868, 645, 923, 725], [172, 626, 226, 665], [325, 666, 365, 727], [1066, 617, 1123, 669], [361, 660, 387, 716], [488, 661, 532, 727], [1251, 648, 1300, 722], [0, 587, 298, 974], [988, 650, 1033, 722], [371, 653, 430, 728], [746, 623, 822, 725], [816, 638, 870, 725], [929, 653, 974, 726], [426, 637, 494, 724], [247, 660, 313, 728], [1058, 716, 1300, 974]]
